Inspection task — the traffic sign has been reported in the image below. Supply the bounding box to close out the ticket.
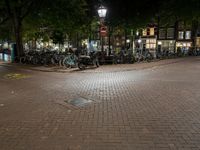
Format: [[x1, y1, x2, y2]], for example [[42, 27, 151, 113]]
[[100, 26, 107, 37]]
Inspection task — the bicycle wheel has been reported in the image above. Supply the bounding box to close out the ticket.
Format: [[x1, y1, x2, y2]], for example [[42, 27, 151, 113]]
[[146, 53, 153, 62], [78, 62, 86, 70], [63, 56, 72, 68]]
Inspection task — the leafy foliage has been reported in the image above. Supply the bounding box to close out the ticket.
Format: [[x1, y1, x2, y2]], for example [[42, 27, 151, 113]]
[[0, 0, 200, 56]]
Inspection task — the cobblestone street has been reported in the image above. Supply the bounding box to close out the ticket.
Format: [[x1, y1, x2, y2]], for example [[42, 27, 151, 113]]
[[0, 57, 200, 150]]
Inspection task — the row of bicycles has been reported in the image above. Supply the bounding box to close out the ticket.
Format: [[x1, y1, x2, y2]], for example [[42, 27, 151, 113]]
[[18, 48, 200, 69], [134, 48, 200, 63], [19, 49, 78, 68], [156, 48, 200, 59], [19, 49, 100, 70]]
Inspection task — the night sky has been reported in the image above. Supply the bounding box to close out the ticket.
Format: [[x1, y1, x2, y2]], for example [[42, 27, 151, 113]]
[[87, 0, 199, 25]]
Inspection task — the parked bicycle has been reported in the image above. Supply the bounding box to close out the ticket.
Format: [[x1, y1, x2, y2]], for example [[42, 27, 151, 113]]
[[135, 49, 153, 62], [62, 53, 78, 68], [78, 51, 99, 70]]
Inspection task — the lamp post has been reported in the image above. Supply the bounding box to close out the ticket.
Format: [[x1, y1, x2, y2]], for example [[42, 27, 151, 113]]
[[97, 5, 107, 53], [97, 5, 107, 22]]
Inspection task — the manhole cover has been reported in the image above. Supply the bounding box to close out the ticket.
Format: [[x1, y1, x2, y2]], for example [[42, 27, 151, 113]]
[[66, 97, 93, 107]]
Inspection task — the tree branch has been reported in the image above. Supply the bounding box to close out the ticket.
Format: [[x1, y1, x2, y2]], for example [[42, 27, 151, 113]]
[[4, 0, 12, 16], [20, 0, 34, 20]]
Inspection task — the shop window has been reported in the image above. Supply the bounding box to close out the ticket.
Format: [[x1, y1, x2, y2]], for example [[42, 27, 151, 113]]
[[167, 28, 174, 38], [178, 31, 184, 39], [146, 39, 156, 49], [159, 29, 165, 39], [186, 43, 191, 47], [185, 31, 191, 39], [176, 42, 192, 48]]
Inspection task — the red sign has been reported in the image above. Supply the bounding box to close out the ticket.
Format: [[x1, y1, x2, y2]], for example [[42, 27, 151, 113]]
[[100, 26, 107, 37]]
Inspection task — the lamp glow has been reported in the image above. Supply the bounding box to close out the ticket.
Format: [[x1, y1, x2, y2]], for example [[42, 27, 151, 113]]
[[98, 5, 107, 18]]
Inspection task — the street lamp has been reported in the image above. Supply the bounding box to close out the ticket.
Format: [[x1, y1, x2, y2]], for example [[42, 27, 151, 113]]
[[98, 5, 107, 19], [97, 5, 107, 56]]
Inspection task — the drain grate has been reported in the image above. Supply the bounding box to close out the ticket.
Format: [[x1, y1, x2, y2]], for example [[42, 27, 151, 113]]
[[66, 97, 93, 107]]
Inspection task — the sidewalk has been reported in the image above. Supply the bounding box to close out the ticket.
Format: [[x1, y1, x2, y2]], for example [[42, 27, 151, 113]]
[[0, 57, 192, 73]]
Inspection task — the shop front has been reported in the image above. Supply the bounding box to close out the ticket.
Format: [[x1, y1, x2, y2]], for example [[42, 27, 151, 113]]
[[176, 42, 192, 54], [140, 38, 157, 57], [0, 42, 16, 63], [157, 40, 176, 52]]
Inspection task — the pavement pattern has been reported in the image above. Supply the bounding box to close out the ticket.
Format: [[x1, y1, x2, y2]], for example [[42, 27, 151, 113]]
[[0, 57, 200, 150]]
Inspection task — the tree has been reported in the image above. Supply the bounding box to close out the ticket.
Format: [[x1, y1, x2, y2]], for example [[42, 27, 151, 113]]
[[0, 0, 44, 56], [0, 0, 89, 57], [159, 0, 200, 24]]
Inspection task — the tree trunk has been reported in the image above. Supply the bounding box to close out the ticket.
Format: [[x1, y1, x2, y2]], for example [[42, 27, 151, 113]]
[[11, 9, 24, 57], [14, 21, 24, 57]]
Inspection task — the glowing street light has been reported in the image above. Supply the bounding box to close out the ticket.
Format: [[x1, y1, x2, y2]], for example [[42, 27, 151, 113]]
[[97, 5, 108, 53], [97, 5, 107, 19]]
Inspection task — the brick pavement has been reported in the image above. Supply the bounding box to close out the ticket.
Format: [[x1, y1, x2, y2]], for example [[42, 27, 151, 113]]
[[0, 57, 200, 150]]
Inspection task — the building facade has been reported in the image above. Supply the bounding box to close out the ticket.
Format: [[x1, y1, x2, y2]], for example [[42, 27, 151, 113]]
[[175, 21, 193, 53], [136, 20, 199, 55], [157, 24, 176, 53], [140, 24, 157, 57], [195, 24, 200, 50]]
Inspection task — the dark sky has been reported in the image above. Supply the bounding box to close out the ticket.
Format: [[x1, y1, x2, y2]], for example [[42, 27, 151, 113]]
[[86, 0, 200, 27], [86, 0, 162, 22]]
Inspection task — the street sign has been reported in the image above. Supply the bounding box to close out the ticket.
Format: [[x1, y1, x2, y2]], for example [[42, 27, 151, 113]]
[[100, 26, 107, 37]]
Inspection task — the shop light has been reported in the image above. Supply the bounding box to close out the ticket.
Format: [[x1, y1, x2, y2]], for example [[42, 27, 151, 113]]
[[136, 31, 139, 36], [126, 39, 130, 43]]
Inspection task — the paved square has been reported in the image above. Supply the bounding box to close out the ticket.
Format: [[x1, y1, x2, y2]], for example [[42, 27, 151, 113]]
[[0, 57, 200, 150]]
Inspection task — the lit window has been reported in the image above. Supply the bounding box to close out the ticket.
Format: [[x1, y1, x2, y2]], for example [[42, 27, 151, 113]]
[[150, 28, 154, 36], [185, 31, 191, 39], [143, 29, 147, 36], [146, 39, 156, 49], [196, 38, 200, 46], [176, 42, 192, 47], [186, 43, 191, 47], [178, 31, 184, 39]]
